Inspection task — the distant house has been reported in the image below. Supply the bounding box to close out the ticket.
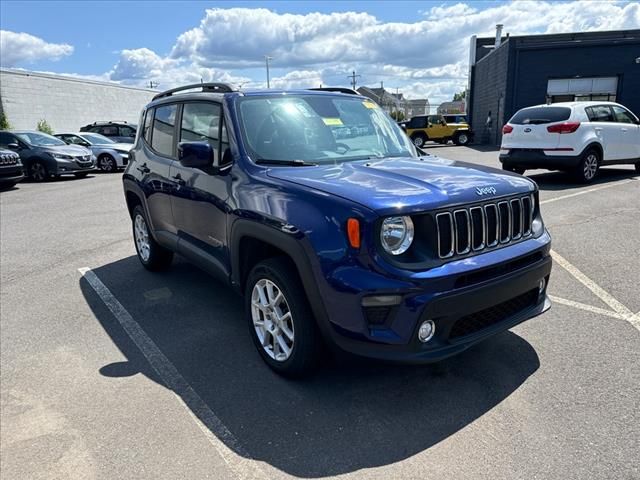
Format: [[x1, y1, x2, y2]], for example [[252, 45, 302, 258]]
[[437, 100, 466, 114], [405, 98, 430, 117], [357, 86, 429, 119]]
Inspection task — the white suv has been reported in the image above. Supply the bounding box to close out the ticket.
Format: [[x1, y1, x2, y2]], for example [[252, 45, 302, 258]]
[[500, 102, 640, 183]]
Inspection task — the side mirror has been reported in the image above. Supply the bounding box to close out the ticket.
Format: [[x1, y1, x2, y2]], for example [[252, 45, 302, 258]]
[[178, 141, 213, 168], [7, 143, 20, 151]]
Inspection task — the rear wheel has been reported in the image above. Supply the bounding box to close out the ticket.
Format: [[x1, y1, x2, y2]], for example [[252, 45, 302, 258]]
[[411, 133, 428, 148], [245, 257, 321, 377], [454, 131, 470, 146], [574, 148, 600, 183], [132, 205, 173, 271], [28, 161, 48, 182]]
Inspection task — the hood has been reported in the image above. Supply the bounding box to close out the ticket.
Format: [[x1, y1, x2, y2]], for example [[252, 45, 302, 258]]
[[266, 156, 536, 215], [42, 144, 91, 156]]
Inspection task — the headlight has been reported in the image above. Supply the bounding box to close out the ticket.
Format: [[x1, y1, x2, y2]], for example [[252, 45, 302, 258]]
[[51, 153, 72, 160], [380, 216, 414, 255]]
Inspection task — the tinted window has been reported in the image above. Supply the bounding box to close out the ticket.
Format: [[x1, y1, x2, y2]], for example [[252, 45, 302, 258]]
[[151, 104, 177, 157], [143, 110, 153, 143], [0, 132, 16, 147], [101, 126, 119, 136], [119, 125, 135, 137], [510, 107, 571, 125], [409, 116, 427, 128], [428, 115, 441, 125], [585, 106, 614, 122], [612, 106, 637, 124]]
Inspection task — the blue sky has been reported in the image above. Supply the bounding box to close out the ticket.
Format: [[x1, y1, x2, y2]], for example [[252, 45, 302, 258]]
[[1, 1, 638, 105]]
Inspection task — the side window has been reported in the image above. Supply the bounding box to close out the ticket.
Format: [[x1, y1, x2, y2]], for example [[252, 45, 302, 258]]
[[66, 135, 84, 145], [612, 106, 637, 124], [119, 125, 135, 137], [586, 105, 614, 122], [101, 126, 119, 136], [0, 132, 15, 147], [180, 102, 221, 162], [428, 115, 441, 125], [410, 117, 427, 128], [143, 109, 153, 143], [151, 104, 177, 157], [89, 126, 102, 133]]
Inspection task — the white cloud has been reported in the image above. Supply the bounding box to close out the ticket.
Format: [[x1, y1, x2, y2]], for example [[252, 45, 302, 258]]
[[268, 70, 324, 89], [0, 30, 73, 67]]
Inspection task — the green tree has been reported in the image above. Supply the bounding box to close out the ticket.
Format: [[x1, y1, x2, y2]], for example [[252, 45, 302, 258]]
[[36, 119, 54, 135], [0, 111, 10, 130], [453, 91, 466, 101], [390, 110, 405, 121]]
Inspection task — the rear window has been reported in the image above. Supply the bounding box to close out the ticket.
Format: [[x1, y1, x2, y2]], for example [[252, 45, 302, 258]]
[[510, 107, 571, 125]]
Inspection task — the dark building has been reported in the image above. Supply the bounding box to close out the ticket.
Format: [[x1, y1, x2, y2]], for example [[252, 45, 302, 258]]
[[468, 29, 640, 145]]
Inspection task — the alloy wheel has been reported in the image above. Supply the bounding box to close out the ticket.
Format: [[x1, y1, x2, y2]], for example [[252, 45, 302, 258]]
[[583, 153, 598, 180], [100, 156, 115, 172], [30, 163, 46, 181], [458, 133, 468, 144], [134, 214, 151, 262], [413, 136, 424, 148], [251, 279, 295, 362]]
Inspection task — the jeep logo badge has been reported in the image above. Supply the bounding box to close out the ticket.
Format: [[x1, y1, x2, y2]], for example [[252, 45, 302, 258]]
[[476, 186, 497, 196]]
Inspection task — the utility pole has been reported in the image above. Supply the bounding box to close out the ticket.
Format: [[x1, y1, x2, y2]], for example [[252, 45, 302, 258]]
[[347, 71, 361, 90], [265, 55, 273, 88], [148, 81, 159, 89]]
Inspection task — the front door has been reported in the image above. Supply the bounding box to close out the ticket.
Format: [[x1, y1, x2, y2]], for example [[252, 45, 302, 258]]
[[611, 105, 640, 160], [169, 101, 232, 275]]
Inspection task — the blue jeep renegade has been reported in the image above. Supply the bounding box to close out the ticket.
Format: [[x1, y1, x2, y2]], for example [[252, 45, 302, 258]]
[[123, 83, 552, 377]]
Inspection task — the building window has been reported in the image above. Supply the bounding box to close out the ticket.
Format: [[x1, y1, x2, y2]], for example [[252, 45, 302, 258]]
[[547, 77, 617, 104]]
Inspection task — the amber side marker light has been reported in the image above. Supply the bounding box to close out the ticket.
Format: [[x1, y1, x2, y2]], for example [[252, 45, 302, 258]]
[[347, 218, 361, 248]]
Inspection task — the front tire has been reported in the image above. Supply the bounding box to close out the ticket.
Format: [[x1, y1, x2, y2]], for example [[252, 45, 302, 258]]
[[411, 133, 428, 148], [245, 258, 321, 377], [574, 148, 600, 183], [454, 132, 470, 146], [28, 161, 48, 182], [132, 205, 173, 271], [98, 154, 117, 173]]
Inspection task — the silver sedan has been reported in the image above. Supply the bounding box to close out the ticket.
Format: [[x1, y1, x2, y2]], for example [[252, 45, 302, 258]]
[[55, 132, 132, 173]]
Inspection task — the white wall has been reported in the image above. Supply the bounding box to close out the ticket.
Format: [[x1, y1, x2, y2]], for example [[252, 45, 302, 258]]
[[0, 69, 156, 132]]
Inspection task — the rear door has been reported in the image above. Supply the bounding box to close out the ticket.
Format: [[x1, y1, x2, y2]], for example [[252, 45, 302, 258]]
[[169, 101, 232, 277], [611, 105, 640, 160], [502, 106, 572, 150], [585, 105, 622, 160]]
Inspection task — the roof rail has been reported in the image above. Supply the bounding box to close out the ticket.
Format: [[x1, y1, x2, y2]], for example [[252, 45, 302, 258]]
[[152, 83, 237, 101], [308, 87, 361, 95]]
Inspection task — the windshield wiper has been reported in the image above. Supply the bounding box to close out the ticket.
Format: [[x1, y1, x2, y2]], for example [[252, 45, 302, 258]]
[[255, 158, 317, 167]]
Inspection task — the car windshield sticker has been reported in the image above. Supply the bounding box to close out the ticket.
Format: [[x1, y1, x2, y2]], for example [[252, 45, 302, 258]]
[[363, 101, 378, 109], [322, 118, 344, 126]]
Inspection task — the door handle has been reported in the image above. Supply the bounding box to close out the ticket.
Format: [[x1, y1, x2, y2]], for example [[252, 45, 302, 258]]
[[171, 173, 186, 186], [136, 163, 150, 174]]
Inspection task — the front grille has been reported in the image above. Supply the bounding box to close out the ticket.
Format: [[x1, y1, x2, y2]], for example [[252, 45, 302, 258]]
[[436, 194, 534, 259], [75, 155, 92, 165], [0, 154, 18, 166], [449, 288, 539, 339], [364, 306, 391, 326]]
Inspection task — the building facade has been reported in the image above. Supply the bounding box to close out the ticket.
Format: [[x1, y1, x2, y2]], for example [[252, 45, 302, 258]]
[[0, 69, 156, 132], [468, 29, 640, 145]]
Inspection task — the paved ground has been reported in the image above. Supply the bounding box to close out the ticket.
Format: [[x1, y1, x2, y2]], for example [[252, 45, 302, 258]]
[[1, 146, 639, 480]]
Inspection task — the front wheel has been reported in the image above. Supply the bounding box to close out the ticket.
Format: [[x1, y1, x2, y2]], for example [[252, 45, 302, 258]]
[[245, 258, 321, 377], [454, 132, 470, 146], [132, 205, 173, 271], [574, 149, 600, 183], [98, 154, 117, 173], [411, 133, 428, 148], [28, 161, 48, 182]]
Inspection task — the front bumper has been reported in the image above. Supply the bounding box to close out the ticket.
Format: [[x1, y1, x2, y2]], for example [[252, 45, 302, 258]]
[[54, 160, 96, 175], [316, 233, 552, 363], [0, 164, 25, 184], [500, 149, 581, 170]]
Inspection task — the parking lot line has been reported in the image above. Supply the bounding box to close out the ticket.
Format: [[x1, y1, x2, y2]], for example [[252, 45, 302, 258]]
[[548, 295, 628, 320], [78, 267, 267, 480], [550, 251, 638, 332], [540, 179, 636, 206]]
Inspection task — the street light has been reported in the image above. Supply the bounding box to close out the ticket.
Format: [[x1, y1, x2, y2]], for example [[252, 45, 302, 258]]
[[265, 55, 273, 88]]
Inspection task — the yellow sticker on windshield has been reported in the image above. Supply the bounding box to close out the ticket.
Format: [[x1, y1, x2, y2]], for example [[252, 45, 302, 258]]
[[363, 101, 378, 109], [322, 118, 344, 126]]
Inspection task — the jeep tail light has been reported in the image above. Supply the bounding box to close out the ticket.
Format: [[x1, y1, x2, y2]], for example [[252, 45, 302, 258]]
[[502, 124, 513, 134], [546, 122, 580, 134], [347, 218, 361, 249]]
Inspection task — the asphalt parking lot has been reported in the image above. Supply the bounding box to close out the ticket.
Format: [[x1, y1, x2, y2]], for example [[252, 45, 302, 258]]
[[1, 145, 639, 480]]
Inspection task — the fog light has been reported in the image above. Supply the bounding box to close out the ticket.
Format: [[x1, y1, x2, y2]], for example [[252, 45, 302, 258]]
[[418, 320, 435, 343], [538, 278, 546, 295]]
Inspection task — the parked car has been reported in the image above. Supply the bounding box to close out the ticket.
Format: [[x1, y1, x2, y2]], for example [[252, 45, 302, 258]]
[[55, 132, 132, 172], [402, 114, 474, 147], [500, 102, 640, 182], [123, 83, 552, 377], [0, 131, 95, 181], [80, 121, 137, 143], [442, 114, 468, 125], [0, 148, 24, 189]]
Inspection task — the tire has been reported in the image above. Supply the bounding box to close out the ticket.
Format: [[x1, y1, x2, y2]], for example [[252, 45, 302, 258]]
[[245, 257, 321, 377], [635, 163, 640, 173], [411, 133, 428, 148], [502, 164, 526, 175], [28, 161, 48, 182], [74, 172, 89, 178], [98, 154, 117, 173], [574, 148, 600, 183], [132, 205, 173, 271], [454, 131, 470, 146]]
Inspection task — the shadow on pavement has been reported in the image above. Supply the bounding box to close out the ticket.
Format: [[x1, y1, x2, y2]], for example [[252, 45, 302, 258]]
[[529, 167, 638, 192], [80, 255, 540, 478]]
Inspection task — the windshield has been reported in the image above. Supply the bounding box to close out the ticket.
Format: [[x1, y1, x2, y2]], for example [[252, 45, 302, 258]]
[[16, 132, 66, 146], [81, 133, 115, 144], [237, 95, 416, 164], [510, 107, 571, 125]]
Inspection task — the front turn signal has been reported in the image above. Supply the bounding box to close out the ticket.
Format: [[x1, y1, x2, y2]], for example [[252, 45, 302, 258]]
[[347, 218, 361, 249]]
